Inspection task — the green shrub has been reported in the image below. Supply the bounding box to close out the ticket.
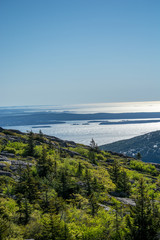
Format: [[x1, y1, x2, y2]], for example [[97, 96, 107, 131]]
[[130, 160, 157, 175]]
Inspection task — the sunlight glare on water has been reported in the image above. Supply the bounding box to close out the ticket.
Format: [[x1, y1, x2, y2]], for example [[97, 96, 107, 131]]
[[3, 101, 160, 145]]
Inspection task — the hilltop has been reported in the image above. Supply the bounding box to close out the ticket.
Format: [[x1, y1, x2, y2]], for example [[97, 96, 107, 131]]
[[100, 130, 160, 163], [0, 127, 160, 239]]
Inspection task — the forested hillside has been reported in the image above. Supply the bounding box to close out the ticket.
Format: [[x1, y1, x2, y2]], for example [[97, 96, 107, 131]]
[[0, 127, 160, 240], [100, 130, 160, 163]]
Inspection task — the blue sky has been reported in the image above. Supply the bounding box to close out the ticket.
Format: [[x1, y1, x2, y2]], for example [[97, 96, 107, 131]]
[[0, 0, 160, 106]]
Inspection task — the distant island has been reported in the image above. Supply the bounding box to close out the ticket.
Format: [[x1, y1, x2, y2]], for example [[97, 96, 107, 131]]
[[32, 125, 52, 128], [99, 119, 160, 125], [1, 107, 160, 127]]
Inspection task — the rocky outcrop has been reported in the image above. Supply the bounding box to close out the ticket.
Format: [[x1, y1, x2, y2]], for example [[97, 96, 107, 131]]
[[0, 170, 12, 177], [0, 154, 33, 175], [0, 151, 15, 158], [61, 148, 82, 157], [116, 197, 136, 206], [0, 163, 7, 170]]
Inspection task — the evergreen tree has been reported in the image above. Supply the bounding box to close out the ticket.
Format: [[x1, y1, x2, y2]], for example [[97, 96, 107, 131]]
[[16, 196, 31, 225], [136, 152, 142, 160], [89, 193, 99, 217], [117, 170, 131, 196], [53, 160, 57, 177], [39, 213, 67, 240], [113, 202, 123, 240], [39, 129, 43, 140], [37, 145, 52, 178], [85, 169, 92, 196], [90, 138, 98, 150], [23, 197, 31, 225], [59, 171, 68, 199], [126, 178, 160, 240], [15, 165, 40, 203], [76, 162, 83, 177], [26, 130, 35, 156], [63, 223, 71, 240], [109, 159, 121, 185]]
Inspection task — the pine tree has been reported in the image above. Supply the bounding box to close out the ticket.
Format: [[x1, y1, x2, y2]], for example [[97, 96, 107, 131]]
[[40, 213, 65, 240], [76, 162, 83, 176], [136, 152, 142, 160], [117, 170, 131, 196], [26, 130, 35, 156], [89, 193, 99, 217], [16, 196, 31, 225], [113, 202, 123, 240], [15, 165, 40, 203], [109, 159, 121, 185], [85, 169, 92, 196], [23, 197, 31, 225], [53, 160, 57, 177], [37, 145, 49, 177], [60, 171, 68, 199], [90, 138, 98, 150], [126, 178, 160, 240], [39, 129, 43, 137]]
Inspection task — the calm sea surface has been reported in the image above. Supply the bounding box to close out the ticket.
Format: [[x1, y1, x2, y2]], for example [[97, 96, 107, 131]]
[[4, 120, 160, 146], [3, 101, 160, 146]]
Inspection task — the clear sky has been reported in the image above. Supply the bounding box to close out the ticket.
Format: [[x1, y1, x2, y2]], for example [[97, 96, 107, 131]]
[[0, 0, 160, 107]]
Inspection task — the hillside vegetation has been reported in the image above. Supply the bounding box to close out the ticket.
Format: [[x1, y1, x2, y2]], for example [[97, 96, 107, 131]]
[[0, 127, 160, 240], [100, 130, 160, 163]]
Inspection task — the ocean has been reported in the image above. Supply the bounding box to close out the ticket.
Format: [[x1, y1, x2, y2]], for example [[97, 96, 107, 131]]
[[2, 101, 160, 146]]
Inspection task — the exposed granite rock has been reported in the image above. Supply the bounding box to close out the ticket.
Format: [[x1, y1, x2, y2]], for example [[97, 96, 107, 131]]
[[98, 203, 111, 211], [116, 197, 136, 206], [0, 156, 9, 161], [11, 160, 33, 167], [0, 151, 15, 158], [0, 170, 12, 177], [61, 148, 81, 157], [0, 163, 7, 170]]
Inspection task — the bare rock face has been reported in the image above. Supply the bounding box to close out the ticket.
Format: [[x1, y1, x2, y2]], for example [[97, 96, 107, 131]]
[[0, 156, 11, 164], [0, 163, 7, 170], [0, 153, 33, 175], [116, 197, 136, 206], [11, 160, 33, 167], [0, 151, 15, 158], [0, 156, 9, 161], [0, 170, 12, 177]]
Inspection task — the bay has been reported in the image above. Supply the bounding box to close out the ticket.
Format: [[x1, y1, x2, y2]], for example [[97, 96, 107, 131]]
[[2, 101, 160, 146], [4, 120, 160, 146]]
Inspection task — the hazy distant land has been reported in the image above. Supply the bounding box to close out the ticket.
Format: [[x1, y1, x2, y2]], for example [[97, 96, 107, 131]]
[[1, 107, 160, 127]]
